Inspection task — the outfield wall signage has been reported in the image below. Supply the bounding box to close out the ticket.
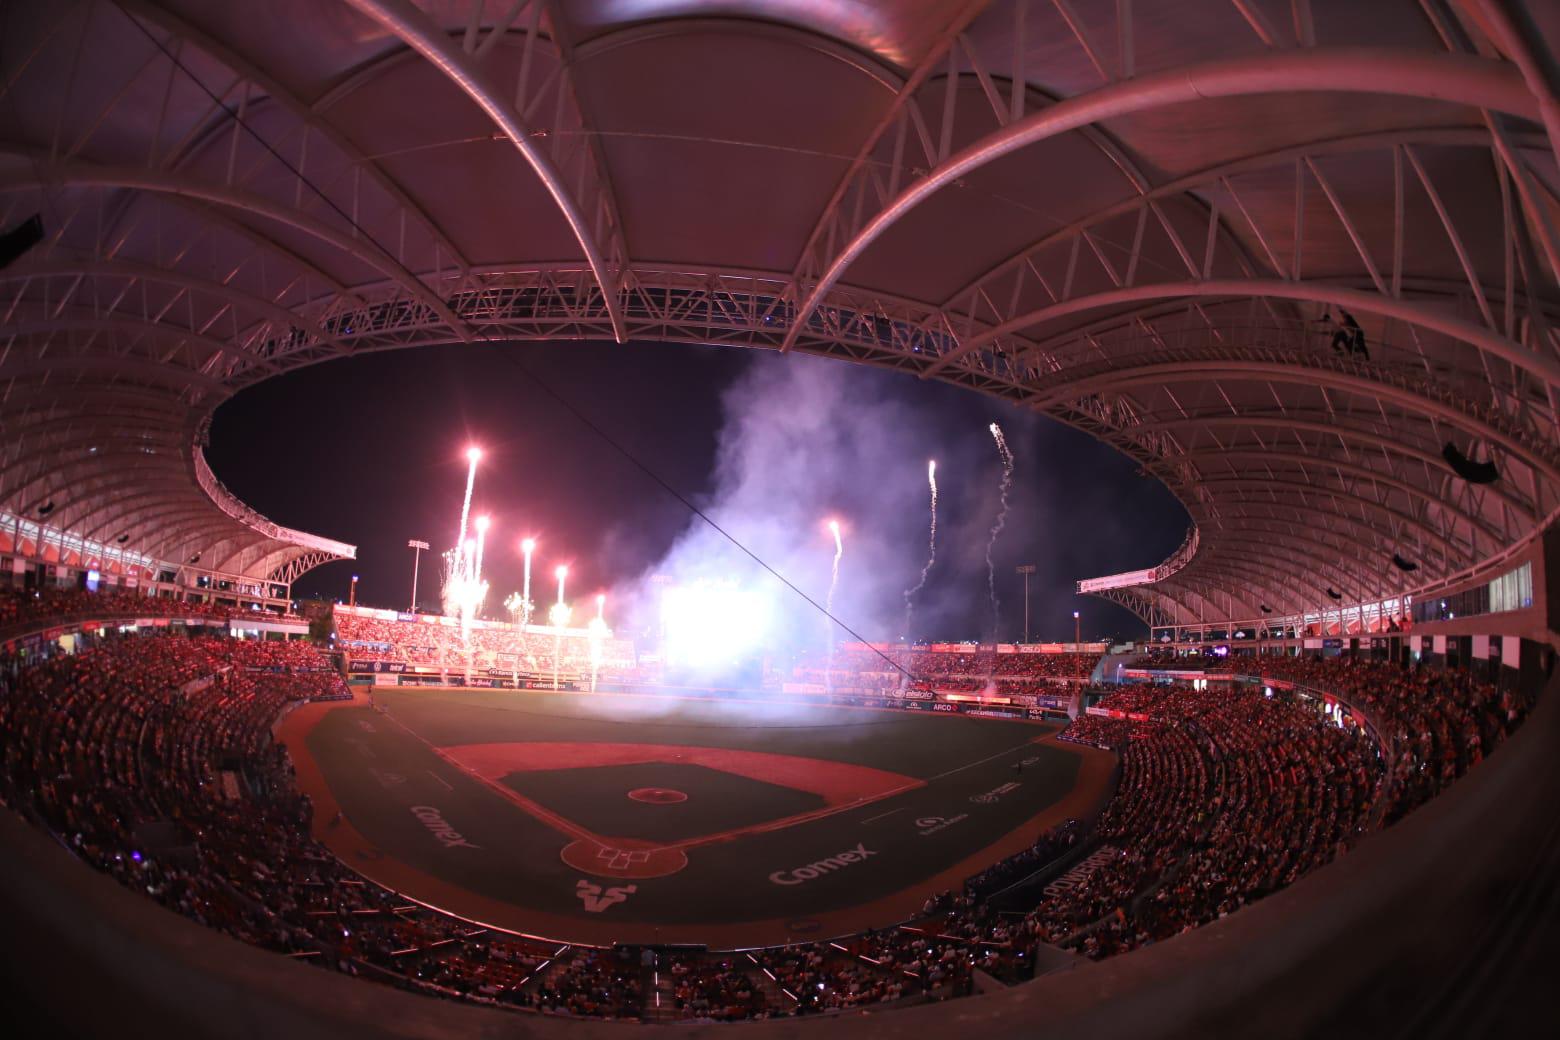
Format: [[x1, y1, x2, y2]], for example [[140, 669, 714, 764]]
[[348, 659, 406, 673]]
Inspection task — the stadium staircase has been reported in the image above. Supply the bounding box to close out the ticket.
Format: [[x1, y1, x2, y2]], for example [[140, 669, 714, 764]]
[[739, 954, 794, 1012], [643, 959, 678, 1023]]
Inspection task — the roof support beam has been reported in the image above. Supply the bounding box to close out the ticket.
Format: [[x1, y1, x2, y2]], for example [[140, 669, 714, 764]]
[[4, 252, 341, 336], [0, 162, 467, 338], [940, 279, 1560, 386], [782, 47, 1539, 351], [113, 0, 470, 274], [1193, 477, 1471, 573], [341, 0, 626, 341]]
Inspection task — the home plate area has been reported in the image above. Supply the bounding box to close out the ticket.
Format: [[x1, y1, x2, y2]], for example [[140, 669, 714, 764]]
[[298, 689, 1107, 945]]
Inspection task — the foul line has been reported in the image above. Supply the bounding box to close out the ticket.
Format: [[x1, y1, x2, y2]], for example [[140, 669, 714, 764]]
[[861, 807, 907, 825], [924, 738, 1044, 783]]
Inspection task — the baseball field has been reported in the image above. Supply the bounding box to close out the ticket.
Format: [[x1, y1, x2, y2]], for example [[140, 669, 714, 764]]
[[280, 686, 1115, 948]]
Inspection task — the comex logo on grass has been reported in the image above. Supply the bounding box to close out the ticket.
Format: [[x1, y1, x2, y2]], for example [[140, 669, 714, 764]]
[[768, 844, 877, 886], [410, 805, 481, 849]]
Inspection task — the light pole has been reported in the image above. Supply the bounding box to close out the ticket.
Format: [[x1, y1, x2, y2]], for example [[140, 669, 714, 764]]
[[407, 539, 429, 612], [349, 574, 358, 608], [473, 516, 491, 588], [1016, 565, 1036, 643], [1073, 610, 1081, 647], [504, 591, 524, 689]]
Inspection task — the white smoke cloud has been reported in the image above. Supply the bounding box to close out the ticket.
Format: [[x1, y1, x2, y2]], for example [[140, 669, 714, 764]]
[[611, 353, 1033, 678]]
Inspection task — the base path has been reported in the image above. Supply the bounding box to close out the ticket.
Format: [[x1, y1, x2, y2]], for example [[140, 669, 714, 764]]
[[280, 686, 1115, 948]]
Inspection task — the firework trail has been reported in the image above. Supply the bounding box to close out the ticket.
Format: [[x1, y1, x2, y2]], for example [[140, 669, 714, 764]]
[[443, 450, 484, 675], [825, 519, 843, 692], [473, 517, 490, 589], [901, 460, 938, 688], [456, 448, 479, 566], [985, 423, 1015, 655]]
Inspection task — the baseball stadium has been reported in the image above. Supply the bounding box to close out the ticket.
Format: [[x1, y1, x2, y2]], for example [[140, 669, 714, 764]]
[[1, 2, 1559, 1038]]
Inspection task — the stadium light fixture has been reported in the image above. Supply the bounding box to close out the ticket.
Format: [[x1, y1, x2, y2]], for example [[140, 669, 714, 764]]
[[519, 539, 536, 628], [407, 539, 430, 612], [1016, 565, 1036, 642]]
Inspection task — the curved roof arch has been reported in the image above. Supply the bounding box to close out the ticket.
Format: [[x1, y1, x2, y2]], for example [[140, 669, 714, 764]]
[[1, 0, 1556, 621]]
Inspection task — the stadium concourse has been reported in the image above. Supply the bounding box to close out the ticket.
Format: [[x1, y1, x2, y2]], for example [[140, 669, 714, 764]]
[[3, 0, 1560, 1037]]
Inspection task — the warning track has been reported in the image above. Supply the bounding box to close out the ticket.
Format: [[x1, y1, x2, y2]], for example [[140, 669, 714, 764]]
[[281, 686, 1115, 948]]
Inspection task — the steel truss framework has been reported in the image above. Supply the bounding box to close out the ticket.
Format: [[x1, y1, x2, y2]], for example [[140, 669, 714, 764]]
[[1, 0, 1557, 624]]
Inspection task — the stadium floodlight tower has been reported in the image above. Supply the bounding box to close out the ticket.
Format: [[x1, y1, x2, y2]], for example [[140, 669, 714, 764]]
[[407, 540, 430, 612], [503, 591, 525, 689], [1016, 565, 1037, 642]]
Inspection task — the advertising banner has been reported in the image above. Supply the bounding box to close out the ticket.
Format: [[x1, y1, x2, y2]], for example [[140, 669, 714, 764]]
[[962, 706, 1023, 719], [348, 659, 406, 673]]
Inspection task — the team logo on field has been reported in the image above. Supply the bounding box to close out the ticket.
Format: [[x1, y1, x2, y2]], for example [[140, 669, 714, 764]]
[[369, 768, 406, 788], [915, 813, 968, 835], [576, 880, 637, 913]]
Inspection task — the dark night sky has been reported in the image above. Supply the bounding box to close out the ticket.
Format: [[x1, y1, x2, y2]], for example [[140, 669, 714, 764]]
[[207, 341, 1189, 644]]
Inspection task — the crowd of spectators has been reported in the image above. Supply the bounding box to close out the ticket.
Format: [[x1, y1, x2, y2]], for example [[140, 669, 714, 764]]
[[750, 945, 917, 1011], [963, 819, 1088, 901], [525, 948, 643, 1018], [335, 610, 632, 677], [0, 593, 1536, 1022], [797, 648, 1100, 698], [661, 954, 775, 1020], [906, 682, 1384, 965], [1201, 655, 1528, 823], [0, 586, 297, 633]]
